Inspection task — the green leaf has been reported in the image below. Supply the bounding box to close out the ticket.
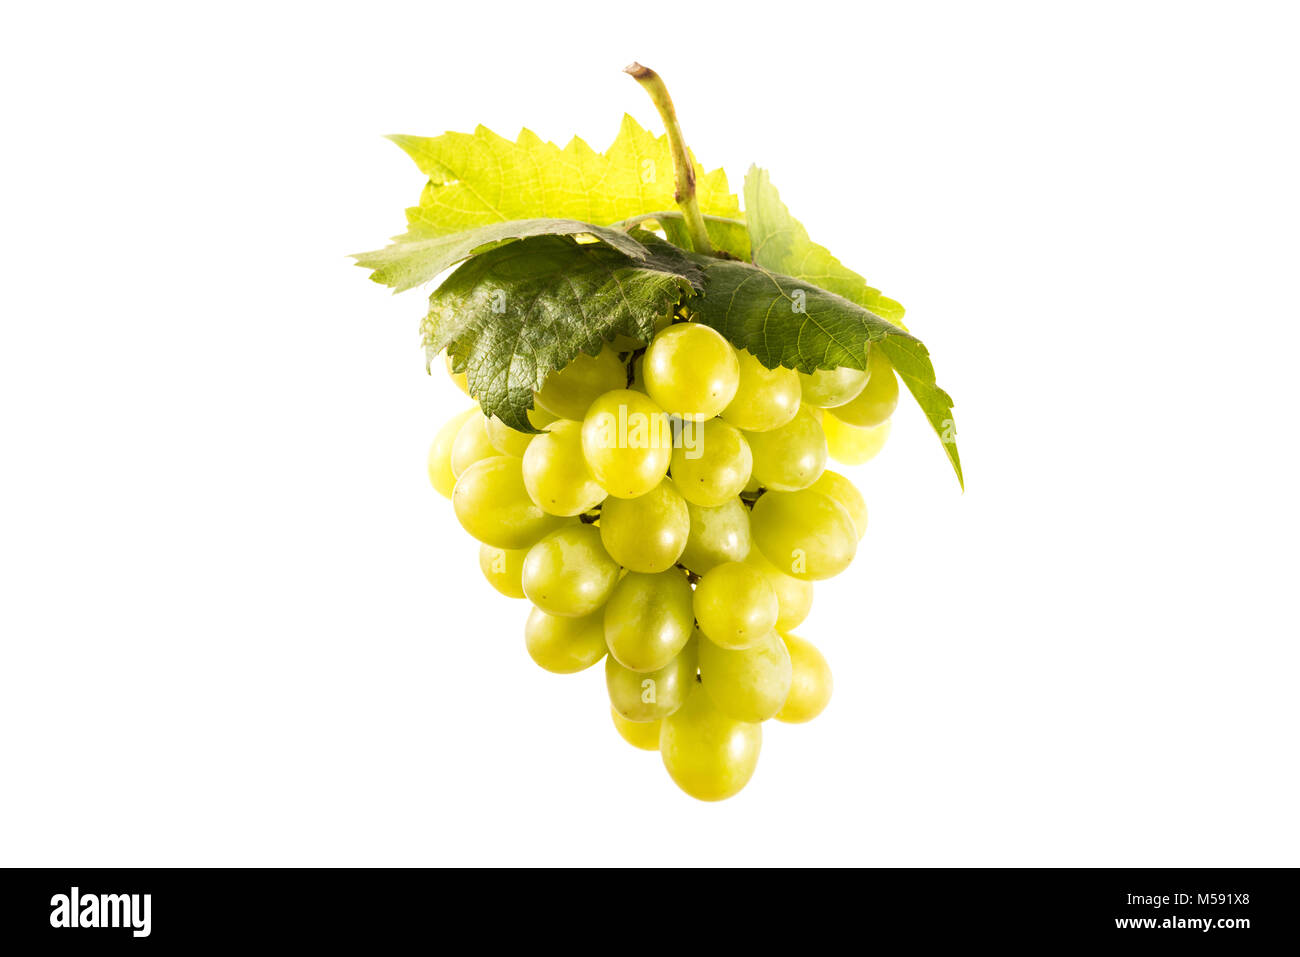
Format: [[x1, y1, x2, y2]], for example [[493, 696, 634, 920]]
[[739, 167, 962, 489], [743, 166, 906, 324], [352, 218, 651, 293], [389, 115, 741, 240], [657, 215, 752, 261], [423, 233, 701, 431], [685, 258, 906, 371]]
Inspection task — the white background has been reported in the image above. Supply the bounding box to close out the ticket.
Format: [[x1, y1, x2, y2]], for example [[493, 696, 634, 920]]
[[2, 1, 1297, 867]]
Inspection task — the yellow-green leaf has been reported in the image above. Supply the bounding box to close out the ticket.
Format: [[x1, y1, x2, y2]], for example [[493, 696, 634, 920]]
[[739, 168, 962, 488], [744, 166, 905, 325], [390, 115, 740, 240]]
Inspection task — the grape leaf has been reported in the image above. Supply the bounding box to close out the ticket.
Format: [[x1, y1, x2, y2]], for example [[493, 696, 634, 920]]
[[655, 215, 752, 261], [423, 233, 702, 431], [352, 218, 651, 293], [738, 168, 963, 489], [744, 166, 905, 324], [388, 115, 740, 240], [684, 259, 901, 370]]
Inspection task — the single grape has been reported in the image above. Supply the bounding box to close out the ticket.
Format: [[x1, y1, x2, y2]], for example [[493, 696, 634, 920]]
[[750, 488, 857, 581], [535, 345, 628, 420], [450, 414, 498, 477], [598, 479, 689, 573], [698, 629, 792, 723], [643, 323, 740, 420], [721, 349, 801, 431], [611, 314, 673, 355], [444, 352, 471, 396], [485, 415, 541, 457], [521, 419, 607, 516], [797, 365, 868, 408], [693, 562, 778, 650], [660, 685, 762, 802], [524, 606, 607, 674], [828, 349, 898, 427], [452, 455, 567, 549], [581, 389, 673, 499], [775, 633, 833, 724], [824, 414, 891, 465], [628, 353, 648, 394], [809, 469, 868, 539], [745, 550, 814, 632], [670, 418, 753, 507], [606, 636, 698, 722], [427, 408, 478, 499], [603, 568, 694, 672], [521, 524, 620, 617], [678, 497, 752, 575], [478, 543, 528, 599], [611, 708, 661, 751], [744, 405, 827, 491]]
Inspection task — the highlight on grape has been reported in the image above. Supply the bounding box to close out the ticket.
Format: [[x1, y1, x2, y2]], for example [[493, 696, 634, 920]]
[[355, 62, 960, 801]]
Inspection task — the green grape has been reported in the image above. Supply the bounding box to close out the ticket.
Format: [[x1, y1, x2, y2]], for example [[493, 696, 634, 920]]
[[797, 366, 868, 408], [427, 408, 478, 499], [775, 633, 833, 724], [828, 349, 898, 427], [751, 488, 857, 581], [535, 345, 628, 420], [606, 636, 697, 722], [485, 417, 533, 457], [485, 411, 551, 457], [598, 480, 689, 573], [478, 543, 528, 599], [521, 524, 621, 617], [721, 349, 801, 431], [581, 389, 673, 499], [611, 313, 673, 355], [444, 352, 471, 396], [660, 684, 762, 802], [824, 414, 891, 465], [810, 469, 868, 539], [524, 606, 607, 674], [603, 568, 694, 672], [452, 455, 567, 549], [628, 353, 648, 394], [670, 418, 753, 507], [643, 323, 740, 421], [678, 497, 752, 575], [744, 406, 827, 491], [698, 629, 792, 723], [450, 415, 497, 477], [522, 419, 607, 516], [745, 550, 814, 632], [693, 562, 778, 650], [611, 707, 661, 751]]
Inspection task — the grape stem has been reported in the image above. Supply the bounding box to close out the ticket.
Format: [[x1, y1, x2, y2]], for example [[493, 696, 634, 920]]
[[624, 62, 716, 256]]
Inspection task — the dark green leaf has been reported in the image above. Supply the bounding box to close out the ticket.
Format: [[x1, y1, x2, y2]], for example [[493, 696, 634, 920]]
[[423, 234, 701, 431], [687, 258, 911, 371]]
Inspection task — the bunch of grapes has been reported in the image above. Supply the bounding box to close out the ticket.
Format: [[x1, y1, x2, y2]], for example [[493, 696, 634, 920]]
[[427, 318, 899, 801]]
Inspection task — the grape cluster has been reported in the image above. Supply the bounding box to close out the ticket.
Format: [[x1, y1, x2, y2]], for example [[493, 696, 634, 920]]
[[428, 320, 898, 801]]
